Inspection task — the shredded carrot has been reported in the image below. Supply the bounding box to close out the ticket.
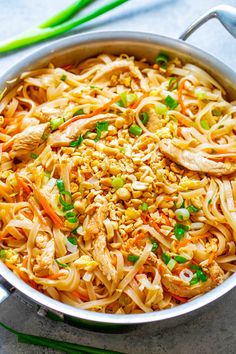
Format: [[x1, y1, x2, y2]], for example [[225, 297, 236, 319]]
[[164, 196, 173, 201], [15, 173, 31, 195], [1, 137, 15, 152], [177, 127, 182, 137], [130, 93, 149, 109], [62, 64, 73, 71], [176, 233, 210, 251], [141, 214, 161, 233], [28, 198, 48, 226], [31, 184, 63, 228], [170, 293, 188, 303], [59, 95, 120, 130], [22, 257, 28, 268], [178, 79, 187, 115], [72, 290, 89, 302], [160, 212, 171, 226]]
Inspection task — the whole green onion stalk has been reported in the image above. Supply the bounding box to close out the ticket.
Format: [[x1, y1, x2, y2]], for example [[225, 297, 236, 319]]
[[0, 0, 129, 53]]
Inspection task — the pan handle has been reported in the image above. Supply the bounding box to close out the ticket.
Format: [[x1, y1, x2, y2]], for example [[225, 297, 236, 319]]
[[0, 276, 15, 304], [179, 5, 236, 40]]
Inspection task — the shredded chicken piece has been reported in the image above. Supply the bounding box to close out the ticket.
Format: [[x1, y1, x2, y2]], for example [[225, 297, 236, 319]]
[[93, 234, 116, 280], [160, 262, 214, 298], [10, 123, 50, 159], [159, 139, 236, 176], [208, 261, 225, 284], [48, 114, 117, 147], [146, 108, 161, 132], [33, 238, 55, 276]]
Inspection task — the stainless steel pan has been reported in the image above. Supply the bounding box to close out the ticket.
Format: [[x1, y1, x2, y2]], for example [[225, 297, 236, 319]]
[[0, 5, 236, 330]]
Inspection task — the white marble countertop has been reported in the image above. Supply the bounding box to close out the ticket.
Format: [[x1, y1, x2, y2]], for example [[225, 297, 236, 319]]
[[0, 0, 236, 353]]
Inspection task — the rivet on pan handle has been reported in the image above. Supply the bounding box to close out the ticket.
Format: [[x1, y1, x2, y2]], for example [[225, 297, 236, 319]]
[[179, 5, 236, 41], [0, 276, 15, 304]]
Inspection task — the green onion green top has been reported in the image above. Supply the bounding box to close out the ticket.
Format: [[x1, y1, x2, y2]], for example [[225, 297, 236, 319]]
[[56, 179, 65, 192], [128, 124, 142, 136], [174, 223, 189, 240], [67, 236, 77, 245], [95, 121, 109, 141], [50, 117, 65, 131], [60, 74, 67, 81], [69, 135, 84, 147], [168, 77, 178, 91], [162, 253, 171, 265], [155, 53, 169, 68], [139, 112, 149, 125], [141, 202, 148, 211], [127, 254, 139, 263], [65, 211, 78, 223], [112, 177, 125, 189], [164, 95, 179, 110], [174, 255, 187, 263]]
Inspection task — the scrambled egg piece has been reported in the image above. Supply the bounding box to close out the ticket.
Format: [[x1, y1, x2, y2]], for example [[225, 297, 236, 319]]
[[179, 176, 203, 191], [156, 121, 177, 139], [74, 255, 98, 272], [0, 249, 19, 264]]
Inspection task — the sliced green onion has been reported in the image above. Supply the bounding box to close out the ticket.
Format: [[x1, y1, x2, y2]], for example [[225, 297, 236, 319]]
[[167, 259, 177, 271], [65, 212, 78, 223], [117, 92, 127, 107], [56, 179, 65, 192], [175, 208, 190, 221], [112, 177, 125, 189], [187, 205, 199, 213], [69, 135, 84, 147], [200, 119, 210, 130], [55, 259, 68, 268], [208, 199, 212, 205], [212, 109, 221, 117], [155, 53, 169, 68], [73, 108, 84, 116], [90, 85, 100, 89], [71, 226, 79, 235], [60, 74, 67, 81], [190, 277, 199, 286], [155, 102, 168, 115], [174, 255, 187, 263], [162, 253, 171, 265], [50, 117, 65, 131], [127, 93, 137, 106], [31, 153, 38, 160], [174, 223, 189, 240], [196, 269, 208, 282], [139, 112, 149, 125], [67, 236, 77, 245], [44, 171, 51, 179], [119, 147, 126, 154], [0, 250, 6, 259], [128, 124, 142, 136], [168, 77, 178, 91], [164, 95, 179, 110], [190, 264, 202, 271], [127, 254, 139, 263], [141, 202, 148, 211], [59, 191, 73, 211], [95, 121, 109, 141], [151, 240, 158, 252], [218, 125, 224, 129]]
